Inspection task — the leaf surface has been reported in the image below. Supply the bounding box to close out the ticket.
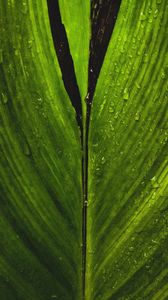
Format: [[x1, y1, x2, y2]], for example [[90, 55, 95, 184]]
[[87, 0, 168, 299], [1, 0, 168, 299], [58, 0, 90, 117], [0, 1, 83, 299]]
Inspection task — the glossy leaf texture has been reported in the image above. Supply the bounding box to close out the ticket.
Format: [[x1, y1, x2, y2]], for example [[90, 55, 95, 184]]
[[87, 0, 168, 299], [0, 1, 84, 299], [58, 0, 90, 117]]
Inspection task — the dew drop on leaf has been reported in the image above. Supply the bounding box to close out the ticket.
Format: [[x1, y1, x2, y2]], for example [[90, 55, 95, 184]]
[[123, 88, 129, 100], [84, 200, 88, 207], [1, 92, 8, 104], [161, 71, 166, 79], [151, 192, 156, 200], [135, 112, 140, 121], [143, 53, 149, 63], [85, 92, 90, 103], [109, 106, 114, 113], [101, 157, 106, 164], [140, 12, 146, 21], [120, 47, 125, 54], [14, 49, 19, 56], [22, 2, 28, 14], [114, 113, 118, 119], [93, 143, 98, 148], [129, 246, 134, 251], [28, 40, 33, 49], [37, 97, 43, 104], [148, 8, 152, 14], [150, 176, 160, 188], [154, 9, 159, 18]]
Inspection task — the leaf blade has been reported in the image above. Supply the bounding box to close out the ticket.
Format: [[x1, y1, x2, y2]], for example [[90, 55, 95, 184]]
[[0, 1, 82, 299], [58, 0, 90, 116], [87, 0, 168, 299]]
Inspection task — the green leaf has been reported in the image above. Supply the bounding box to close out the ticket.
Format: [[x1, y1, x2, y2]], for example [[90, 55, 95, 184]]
[[1, 0, 168, 299], [0, 1, 83, 299], [87, 0, 168, 299], [58, 0, 90, 117]]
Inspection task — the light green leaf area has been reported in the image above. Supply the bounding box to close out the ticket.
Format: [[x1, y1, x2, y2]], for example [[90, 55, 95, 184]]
[[0, 1, 83, 300], [58, 0, 90, 116], [88, 0, 168, 300]]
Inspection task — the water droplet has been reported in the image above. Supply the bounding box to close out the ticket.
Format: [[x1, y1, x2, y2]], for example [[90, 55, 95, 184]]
[[140, 12, 146, 21], [150, 176, 160, 188], [145, 265, 150, 270], [0, 49, 3, 64], [93, 143, 98, 147], [28, 40, 33, 49], [152, 239, 158, 244], [135, 112, 140, 121], [109, 121, 114, 131], [151, 192, 156, 200], [88, 250, 95, 254], [22, 2, 28, 14], [42, 112, 47, 119], [109, 106, 114, 113], [154, 9, 159, 18], [101, 157, 106, 164], [1, 92, 8, 104], [38, 97, 43, 102], [144, 53, 149, 63], [14, 49, 19, 56], [123, 88, 129, 100], [114, 113, 118, 119], [85, 93, 91, 104], [161, 71, 166, 79], [84, 200, 87, 206]]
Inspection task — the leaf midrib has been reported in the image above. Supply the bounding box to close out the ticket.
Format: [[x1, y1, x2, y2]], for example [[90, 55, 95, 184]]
[[47, 1, 122, 299]]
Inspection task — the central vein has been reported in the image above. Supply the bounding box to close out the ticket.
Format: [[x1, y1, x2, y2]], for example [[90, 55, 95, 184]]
[[47, 1, 122, 299]]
